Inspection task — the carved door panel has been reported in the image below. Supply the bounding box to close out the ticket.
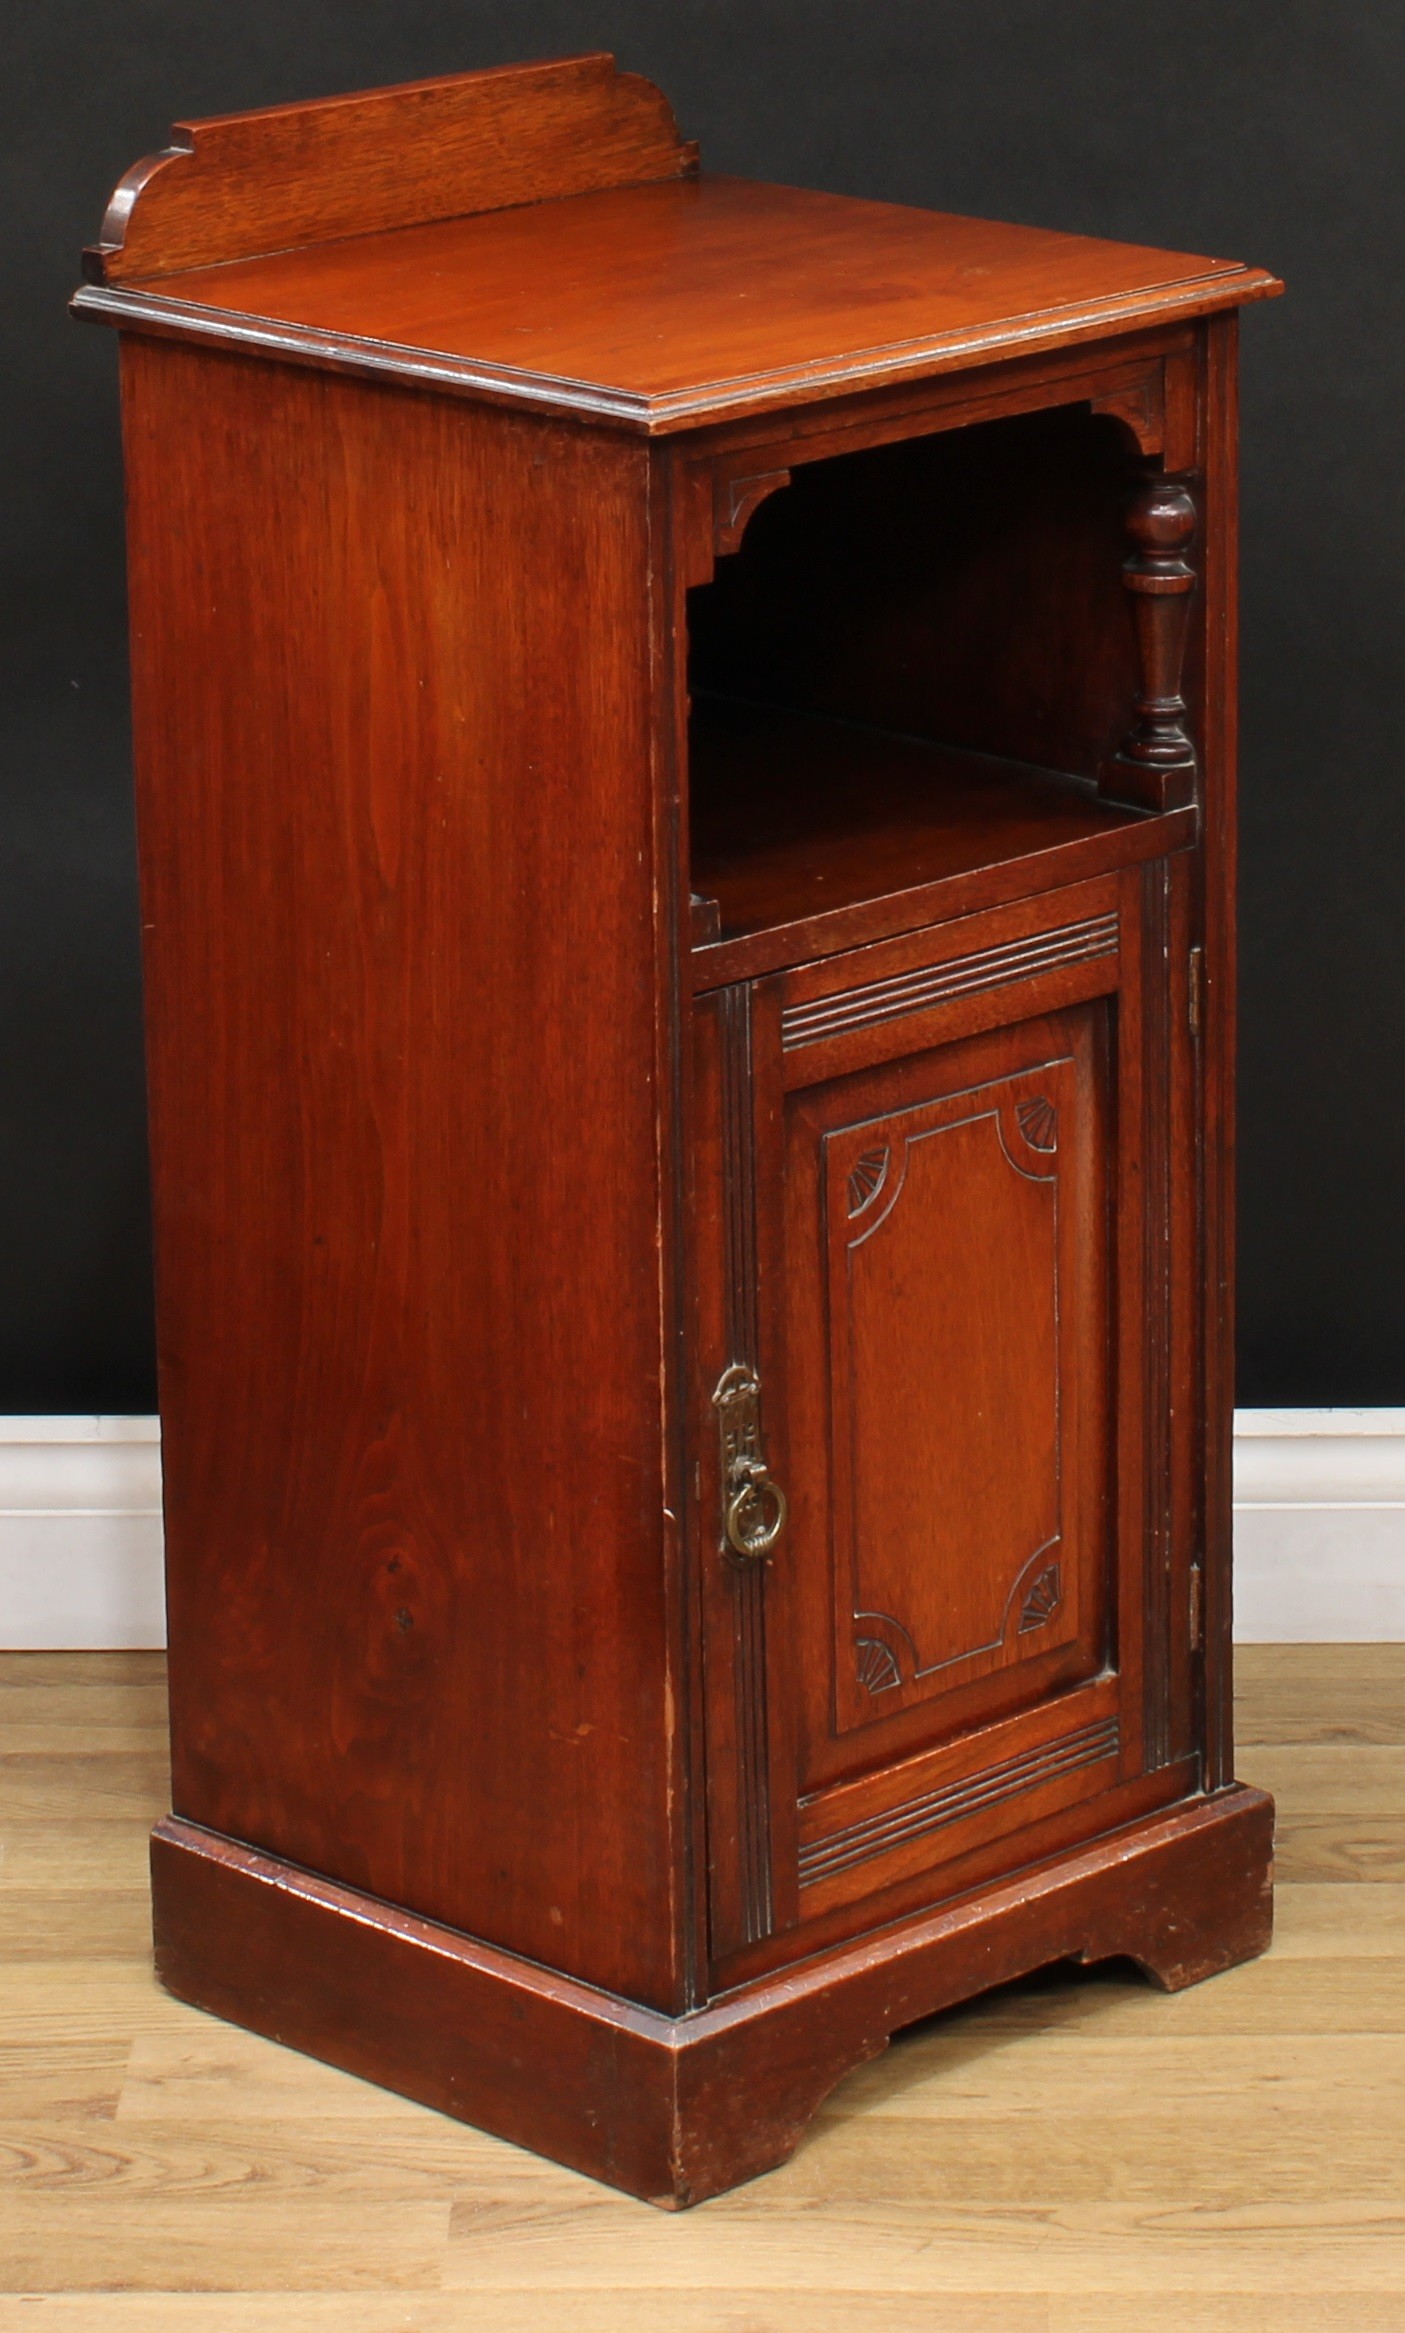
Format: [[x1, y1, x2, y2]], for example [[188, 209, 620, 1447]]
[[695, 868, 1195, 1972], [802, 1033, 1100, 1748]]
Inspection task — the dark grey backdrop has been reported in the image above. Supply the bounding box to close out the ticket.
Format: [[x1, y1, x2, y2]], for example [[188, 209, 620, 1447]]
[[4, 3, 1401, 1410]]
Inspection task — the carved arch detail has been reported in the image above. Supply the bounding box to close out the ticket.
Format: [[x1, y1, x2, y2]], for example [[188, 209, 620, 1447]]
[[1088, 375, 1164, 457], [711, 467, 793, 558]]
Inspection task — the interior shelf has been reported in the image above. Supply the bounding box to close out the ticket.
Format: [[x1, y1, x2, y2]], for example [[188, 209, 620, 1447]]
[[688, 694, 1185, 981]]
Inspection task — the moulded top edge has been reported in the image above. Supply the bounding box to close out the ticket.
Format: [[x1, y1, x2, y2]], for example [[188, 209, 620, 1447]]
[[72, 174, 1282, 434], [70, 264, 1281, 436]]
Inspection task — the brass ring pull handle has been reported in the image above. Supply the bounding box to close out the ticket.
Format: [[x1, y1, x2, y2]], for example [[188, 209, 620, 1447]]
[[712, 1362, 787, 1566], [725, 1459, 788, 1561]]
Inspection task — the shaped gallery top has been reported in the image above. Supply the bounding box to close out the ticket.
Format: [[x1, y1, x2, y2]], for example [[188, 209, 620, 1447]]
[[74, 53, 1282, 433]]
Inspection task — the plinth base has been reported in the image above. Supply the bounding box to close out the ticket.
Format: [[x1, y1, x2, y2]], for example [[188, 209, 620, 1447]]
[[151, 1785, 1273, 2208]]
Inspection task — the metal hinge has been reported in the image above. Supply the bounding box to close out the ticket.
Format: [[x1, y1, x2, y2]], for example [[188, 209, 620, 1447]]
[[1189, 1562, 1205, 1652], [1188, 943, 1204, 1040]]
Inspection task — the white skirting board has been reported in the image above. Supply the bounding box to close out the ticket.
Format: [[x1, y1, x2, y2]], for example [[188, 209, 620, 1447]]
[[0, 1410, 1402, 1648], [1232, 1408, 1405, 1641], [0, 1416, 165, 1650]]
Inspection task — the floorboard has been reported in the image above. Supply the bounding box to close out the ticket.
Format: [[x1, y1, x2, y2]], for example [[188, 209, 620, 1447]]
[[0, 1646, 1401, 2327]]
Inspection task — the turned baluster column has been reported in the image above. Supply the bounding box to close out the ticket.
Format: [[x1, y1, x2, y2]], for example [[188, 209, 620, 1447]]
[[1100, 474, 1198, 812]]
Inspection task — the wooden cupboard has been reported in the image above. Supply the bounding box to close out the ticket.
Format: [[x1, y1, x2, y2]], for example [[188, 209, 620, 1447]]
[[75, 53, 1282, 2205]]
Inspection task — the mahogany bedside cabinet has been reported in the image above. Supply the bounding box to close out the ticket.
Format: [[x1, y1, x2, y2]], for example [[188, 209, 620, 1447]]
[[75, 53, 1282, 2205]]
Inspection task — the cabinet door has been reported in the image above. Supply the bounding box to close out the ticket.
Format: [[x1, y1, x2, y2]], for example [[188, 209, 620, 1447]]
[[693, 866, 1197, 1971]]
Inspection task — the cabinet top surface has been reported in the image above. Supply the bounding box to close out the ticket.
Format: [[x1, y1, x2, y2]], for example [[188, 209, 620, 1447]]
[[81, 170, 1278, 432]]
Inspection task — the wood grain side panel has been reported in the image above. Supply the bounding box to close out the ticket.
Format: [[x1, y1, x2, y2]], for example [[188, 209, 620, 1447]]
[[91, 54, 696, 283], [122, 339, 682, 2008]]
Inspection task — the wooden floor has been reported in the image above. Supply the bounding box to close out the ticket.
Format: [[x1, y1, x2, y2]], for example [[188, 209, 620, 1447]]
[[1, 1649, 1403, 2328]]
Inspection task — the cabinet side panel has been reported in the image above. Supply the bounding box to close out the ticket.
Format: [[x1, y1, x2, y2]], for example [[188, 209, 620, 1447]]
[[121, 340, 681, 2008], [1198, 313, 1238, 1789]]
